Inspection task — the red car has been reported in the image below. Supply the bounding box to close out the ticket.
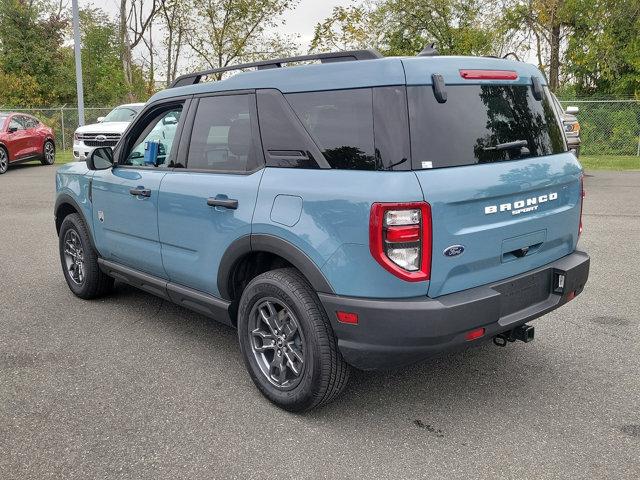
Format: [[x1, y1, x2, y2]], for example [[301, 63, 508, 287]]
[[0, 112, 56, 174]]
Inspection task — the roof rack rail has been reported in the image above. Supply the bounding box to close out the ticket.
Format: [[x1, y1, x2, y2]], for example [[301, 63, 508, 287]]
[[169, 49, 384, 88]]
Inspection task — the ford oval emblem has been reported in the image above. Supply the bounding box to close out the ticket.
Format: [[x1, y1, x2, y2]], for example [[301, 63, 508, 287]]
[[443, 245, 465, 257]]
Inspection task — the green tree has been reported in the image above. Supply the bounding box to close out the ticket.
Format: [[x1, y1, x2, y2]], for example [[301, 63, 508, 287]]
[[310, 4, 382, 52], [0, 0, 69, 106], [379, 0, 500, 56], [77, 8, 147, 106], [186, 0, 300, 77], [311, 0, 507, 57], [564, 0, 640, 96]]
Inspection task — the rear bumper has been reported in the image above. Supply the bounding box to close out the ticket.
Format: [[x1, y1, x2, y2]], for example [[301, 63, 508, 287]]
[[319, 251, 589, 370]]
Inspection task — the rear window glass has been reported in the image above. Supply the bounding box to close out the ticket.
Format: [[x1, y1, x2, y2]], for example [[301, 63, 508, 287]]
[[408, 85, 566, 169], [286, 89, 376, 170]]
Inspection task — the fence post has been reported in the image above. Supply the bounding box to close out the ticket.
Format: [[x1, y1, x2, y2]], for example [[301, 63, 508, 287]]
[[60, 105, 66, 152]]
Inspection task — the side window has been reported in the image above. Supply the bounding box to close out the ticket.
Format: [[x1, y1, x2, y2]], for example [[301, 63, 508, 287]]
[[257, 89, 323, 169], [286, 89, 376, 170], [122, 106, 183, 167], [186, 94, 258, 172], [9, 117, 25, 131], [373, 87, 411, 171], [24, 117, 37, 128]]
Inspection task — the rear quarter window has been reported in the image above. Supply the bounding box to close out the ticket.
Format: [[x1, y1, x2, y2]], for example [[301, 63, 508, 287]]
[[284, 87, 410, 171], [408, 85, 566, 169]]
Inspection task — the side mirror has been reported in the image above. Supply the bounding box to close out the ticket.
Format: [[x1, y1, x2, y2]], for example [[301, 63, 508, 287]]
[[96, 117, 105, 123], [87, 147, 114, 170], [566, 106, 579, 115], [163, 116, 178, 126], [7, 126, 18, 134]]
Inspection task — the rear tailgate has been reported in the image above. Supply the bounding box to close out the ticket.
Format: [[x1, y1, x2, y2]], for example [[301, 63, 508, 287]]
[[402, 56, 583, 298], [415, 154, 582, 297]]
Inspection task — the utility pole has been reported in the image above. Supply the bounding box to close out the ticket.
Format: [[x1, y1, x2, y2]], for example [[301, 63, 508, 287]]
[[71, 0, 85, 126]]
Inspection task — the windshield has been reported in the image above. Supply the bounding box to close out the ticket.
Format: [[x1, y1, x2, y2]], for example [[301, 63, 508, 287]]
[[0, 116, 6, 128], [102, 106, 142, 123], [408, 85, 566, 168]]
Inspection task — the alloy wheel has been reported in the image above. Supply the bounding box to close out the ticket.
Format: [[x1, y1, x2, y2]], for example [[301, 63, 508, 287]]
[[44, 142, 55, 164], [249, 298, 305, 389], [63, 229, 85, 285], [0, 149, 7, 173]]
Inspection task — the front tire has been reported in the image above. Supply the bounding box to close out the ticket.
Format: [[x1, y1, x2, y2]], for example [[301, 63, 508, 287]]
[[238, 268, 351, 412], [41, 140, 55, 165], [59, 213, 113, 299]]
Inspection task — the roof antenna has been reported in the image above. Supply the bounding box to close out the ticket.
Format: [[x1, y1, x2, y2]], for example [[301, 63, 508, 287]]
[[418, 43, 438, 57]]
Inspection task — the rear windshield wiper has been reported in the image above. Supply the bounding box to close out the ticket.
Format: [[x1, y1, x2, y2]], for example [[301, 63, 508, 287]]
[[483, 140, 529, 151]]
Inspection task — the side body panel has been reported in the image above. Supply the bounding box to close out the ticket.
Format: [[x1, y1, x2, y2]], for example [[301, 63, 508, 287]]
[[158, 170, 263, 297], [7, 116, 30, 161], [415, 153, 582, 297], [91, 168, 168, 278], [253, 168, 429, 298], [55, 162, 95, 233]]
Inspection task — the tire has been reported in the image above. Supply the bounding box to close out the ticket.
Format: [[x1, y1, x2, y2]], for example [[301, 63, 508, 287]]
[[0, 146, 8, 174], [59, 213, 113, 299], [41, 140, 55, 165], [238, 268, 350, 412]]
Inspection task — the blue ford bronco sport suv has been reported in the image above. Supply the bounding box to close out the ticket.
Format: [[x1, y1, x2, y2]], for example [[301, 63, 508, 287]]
[[55, 49, 589, 411]]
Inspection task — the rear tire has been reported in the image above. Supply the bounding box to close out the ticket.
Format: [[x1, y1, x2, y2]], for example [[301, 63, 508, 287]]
[[59, 213, 113, 299], [238, 268, 350, 412], [0, 147, 8, 174], [41, 140, 55, 165]]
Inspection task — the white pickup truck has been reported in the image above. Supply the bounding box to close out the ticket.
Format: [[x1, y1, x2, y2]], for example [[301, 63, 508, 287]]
[[73, 103, 145, 160]]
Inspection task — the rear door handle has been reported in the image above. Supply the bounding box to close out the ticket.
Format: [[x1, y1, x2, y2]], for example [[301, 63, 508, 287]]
[[207, 197, 238, 209], [129, 187, 151, 197]]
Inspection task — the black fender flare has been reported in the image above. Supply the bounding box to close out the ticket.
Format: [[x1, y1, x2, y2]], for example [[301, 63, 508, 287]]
[[54, 194, 98, 251], [217, 234, 335, 300]]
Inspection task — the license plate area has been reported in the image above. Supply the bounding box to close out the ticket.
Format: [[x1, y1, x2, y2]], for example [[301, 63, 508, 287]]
[[493, 269, 552, 317]]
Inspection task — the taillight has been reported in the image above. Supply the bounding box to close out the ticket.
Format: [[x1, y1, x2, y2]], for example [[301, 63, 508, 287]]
[[579, 174, 585, 237], [459, 69, 518, 80], [369, 202, 432, 282]]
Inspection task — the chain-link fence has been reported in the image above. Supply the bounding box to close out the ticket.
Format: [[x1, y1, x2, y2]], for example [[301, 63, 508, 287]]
[[0, 107, 113, 151], [558, 99, 640, 156], [5, 100, 640, 157]]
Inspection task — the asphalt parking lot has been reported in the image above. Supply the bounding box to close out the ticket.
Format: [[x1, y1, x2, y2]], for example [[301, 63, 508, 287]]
[[1, 163, 638, 479]]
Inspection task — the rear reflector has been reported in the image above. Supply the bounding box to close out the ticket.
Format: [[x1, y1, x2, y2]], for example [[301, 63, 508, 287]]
[[465, 327, 486, 341], [459, 69, 518, 80], [337, 311, 359, 325], [386, 225, 421, 243]]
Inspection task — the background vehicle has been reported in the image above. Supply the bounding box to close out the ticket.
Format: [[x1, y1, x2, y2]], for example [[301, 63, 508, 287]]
[[0, 112, 55, 174], [55, 50, 589, 412], [73, 103, 144, 160], [551, 93, 581, 156]]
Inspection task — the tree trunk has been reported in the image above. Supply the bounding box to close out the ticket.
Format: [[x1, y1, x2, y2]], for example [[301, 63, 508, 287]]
[[548, 0, 564, 92], [549, 22, 560, 91]]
